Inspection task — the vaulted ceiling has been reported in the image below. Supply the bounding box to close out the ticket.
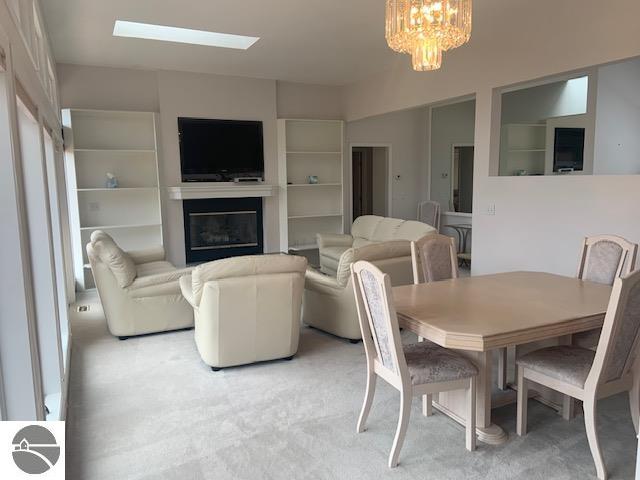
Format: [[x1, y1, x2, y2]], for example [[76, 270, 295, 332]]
[[41, 0, 407, 85]]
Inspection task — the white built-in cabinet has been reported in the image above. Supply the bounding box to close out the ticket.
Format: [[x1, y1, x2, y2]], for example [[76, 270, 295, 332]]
[[277, 119, 344, 251], [499, 123, 547, 176], [62, 109, 162, 290]]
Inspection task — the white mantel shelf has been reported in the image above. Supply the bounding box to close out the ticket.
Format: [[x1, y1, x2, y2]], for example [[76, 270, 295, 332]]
[[168, 183, 277, 200]]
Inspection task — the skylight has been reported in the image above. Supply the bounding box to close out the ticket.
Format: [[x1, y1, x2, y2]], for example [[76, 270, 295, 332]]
[[113, 21, 259, 50]]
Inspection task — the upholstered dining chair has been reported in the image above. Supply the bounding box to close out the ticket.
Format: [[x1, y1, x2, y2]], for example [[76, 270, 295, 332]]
[[573, 235, 638, 349], [516, 269, 640, 480], [509, 235, 638, 395], [410, 234, 458, 285], [351, 260, 478, 468], [410, 234, 460, 414], [417, 200, 441, 232]]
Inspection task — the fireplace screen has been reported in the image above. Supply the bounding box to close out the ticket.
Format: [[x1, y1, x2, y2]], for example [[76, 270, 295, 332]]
[[189, 211, 258, 250]]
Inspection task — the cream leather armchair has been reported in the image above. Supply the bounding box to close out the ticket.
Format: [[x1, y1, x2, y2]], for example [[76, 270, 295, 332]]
[[318, 215, 436, 276], [179, 254, 308, 371], [87, 231, 194, 339], [304, 240, 429, 341]]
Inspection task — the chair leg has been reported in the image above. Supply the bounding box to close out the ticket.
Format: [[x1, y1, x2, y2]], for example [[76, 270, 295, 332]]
[[422, 394, 433, 417], [466, 377, 477, 451], [497, 348, 508, 390], [516, 367, 528, 436], [388, 391, 412, 468], [357, 370, 377, 433], [562, 395, 575, 421], [584, 397, 607, 480], [629, 380, 640, 435]]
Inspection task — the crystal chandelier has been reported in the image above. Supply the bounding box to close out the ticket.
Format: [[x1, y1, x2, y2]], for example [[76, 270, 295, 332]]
[[385, 0, 472, 71]]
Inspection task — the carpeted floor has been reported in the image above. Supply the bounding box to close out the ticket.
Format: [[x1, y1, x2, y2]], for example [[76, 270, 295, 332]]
[[66, 292, 637, 480]]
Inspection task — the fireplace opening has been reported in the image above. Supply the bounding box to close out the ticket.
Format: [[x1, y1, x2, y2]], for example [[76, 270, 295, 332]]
[[183, 198, 263, 264]]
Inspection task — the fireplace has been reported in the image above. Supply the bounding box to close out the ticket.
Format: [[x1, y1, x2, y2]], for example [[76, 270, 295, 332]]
[[183, 197, 263, 263]]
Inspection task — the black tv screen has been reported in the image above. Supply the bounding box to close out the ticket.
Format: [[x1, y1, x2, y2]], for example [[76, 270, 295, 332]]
[[178, 118, 264, 182]]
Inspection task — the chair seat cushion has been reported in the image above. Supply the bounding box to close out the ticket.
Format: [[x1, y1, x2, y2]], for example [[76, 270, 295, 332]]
[[517, 346, 595, 388], [136, 261, 176, 277], [403, 342, 478, 385]]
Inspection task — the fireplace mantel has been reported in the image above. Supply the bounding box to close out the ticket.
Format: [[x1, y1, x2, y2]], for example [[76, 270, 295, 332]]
[[168, 183, 277, 200]]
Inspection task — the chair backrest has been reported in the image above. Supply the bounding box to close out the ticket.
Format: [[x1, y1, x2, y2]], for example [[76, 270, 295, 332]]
[[577, 235, 638, 285], [191, 254, 308, 305], [86, 230, 137, 288], [587, 269, 640, 390], [417, 200, 441, 231], [411, 234, 458, 284], [351, 261, 407, 381]]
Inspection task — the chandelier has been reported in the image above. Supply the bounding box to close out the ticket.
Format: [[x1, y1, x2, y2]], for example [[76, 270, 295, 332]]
[[385, 0, 472, 71]]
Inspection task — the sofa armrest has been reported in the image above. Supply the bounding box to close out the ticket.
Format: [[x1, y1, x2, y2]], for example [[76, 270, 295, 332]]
[[179, 275, 198, 309], [305, 267, 344, 294], [127, 245, 166, 265], [127, 267, 193, 291], [316, 233, 353, 249]]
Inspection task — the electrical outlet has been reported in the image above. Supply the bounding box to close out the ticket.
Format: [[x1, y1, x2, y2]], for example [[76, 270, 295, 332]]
[[88, 202, 100, 212], [485, 203, 496, 215]]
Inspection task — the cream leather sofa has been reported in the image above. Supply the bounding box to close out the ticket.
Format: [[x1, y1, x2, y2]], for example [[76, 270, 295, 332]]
[[179, 254, 308, 371], [87, 231, 194, 339], [305, 216, 436, 341]]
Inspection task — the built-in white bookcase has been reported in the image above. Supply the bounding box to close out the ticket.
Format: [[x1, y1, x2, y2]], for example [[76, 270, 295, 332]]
[[63, 109, 162, 290], [499, 123, 547, 176], [278, 119, 344, 251]]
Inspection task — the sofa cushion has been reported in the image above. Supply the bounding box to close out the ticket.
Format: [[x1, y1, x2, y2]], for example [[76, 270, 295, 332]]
[[192, 254, 308, 305], [90, 231, 137, 288], [351, 215, 436, 245], [136, 261, 176, 277], [371, 218, 405, 242], [351, 215, 384, 240], [395, 220, 437, 241]]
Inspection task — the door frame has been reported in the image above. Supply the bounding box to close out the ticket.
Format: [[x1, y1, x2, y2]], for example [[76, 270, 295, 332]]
[[450, 143, 474, 213], [347, 143, 393, 229]]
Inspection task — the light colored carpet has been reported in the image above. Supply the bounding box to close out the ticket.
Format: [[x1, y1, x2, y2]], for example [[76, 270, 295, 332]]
[[66, 292, 637, 480]]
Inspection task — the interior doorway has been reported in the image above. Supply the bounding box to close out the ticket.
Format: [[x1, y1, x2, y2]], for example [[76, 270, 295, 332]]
[[451, 145, 474, 213], [352, 146, 390, 220]]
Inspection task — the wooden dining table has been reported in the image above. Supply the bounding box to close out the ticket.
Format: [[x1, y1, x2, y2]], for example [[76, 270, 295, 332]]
[[392, 271, 612, 444]]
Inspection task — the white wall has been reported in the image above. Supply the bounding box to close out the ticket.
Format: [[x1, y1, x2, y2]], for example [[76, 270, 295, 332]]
[[57, 64, 159, 112], [594, 59, 640, 175], [276, 81, 342, 120], [430, 100, 476, 211], [345, 107, 429, 223], [342, 0, 640, 277]]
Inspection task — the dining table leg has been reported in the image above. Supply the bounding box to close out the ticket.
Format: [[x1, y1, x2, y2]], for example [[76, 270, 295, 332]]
[[432, 350, 508, 445]]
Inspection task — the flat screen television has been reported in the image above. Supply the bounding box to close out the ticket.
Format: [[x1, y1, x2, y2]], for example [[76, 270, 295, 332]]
[[178, 117, 264, 182], [553, 127, 585, 173]]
